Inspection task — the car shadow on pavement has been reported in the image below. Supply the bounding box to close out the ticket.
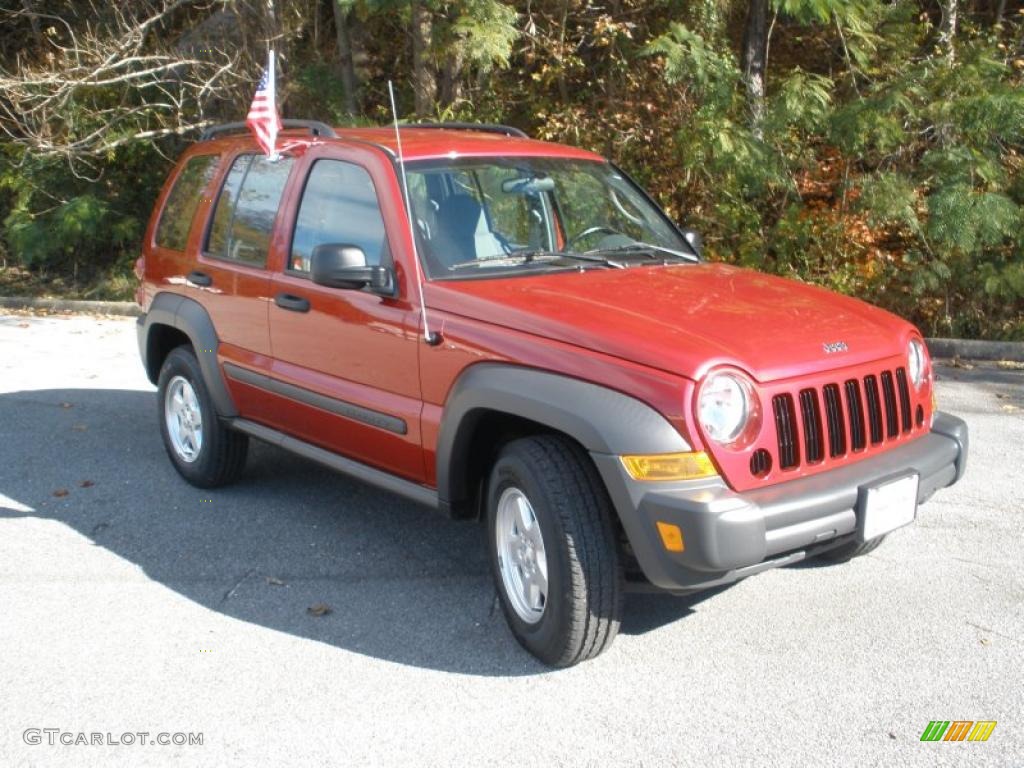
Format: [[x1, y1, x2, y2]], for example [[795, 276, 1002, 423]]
[[0, 388, 709, 676]]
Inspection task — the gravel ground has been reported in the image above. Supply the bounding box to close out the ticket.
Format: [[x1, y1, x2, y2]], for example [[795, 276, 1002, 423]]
[[1, 313, 1021, 767]]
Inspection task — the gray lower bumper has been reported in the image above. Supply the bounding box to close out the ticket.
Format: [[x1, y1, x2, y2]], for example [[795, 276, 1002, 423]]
[[592, 411, 969, 593]]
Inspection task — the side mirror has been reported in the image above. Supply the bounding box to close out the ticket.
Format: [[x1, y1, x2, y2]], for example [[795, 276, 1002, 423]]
[[311, 243, 394, 294], [681, 228, 703, 258]]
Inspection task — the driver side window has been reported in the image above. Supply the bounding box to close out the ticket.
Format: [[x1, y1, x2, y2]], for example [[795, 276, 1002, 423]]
[[289, 160, 389, 274]]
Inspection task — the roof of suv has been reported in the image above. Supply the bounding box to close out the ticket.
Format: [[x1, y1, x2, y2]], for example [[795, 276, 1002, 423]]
[[336, 127, 604, 163], [200, 125, 605, 163]]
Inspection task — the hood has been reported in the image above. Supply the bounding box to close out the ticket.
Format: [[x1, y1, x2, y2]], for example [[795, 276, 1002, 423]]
[[425, 263, 915, 382]]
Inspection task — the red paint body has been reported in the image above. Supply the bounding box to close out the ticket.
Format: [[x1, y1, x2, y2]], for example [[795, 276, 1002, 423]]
[[140, 127, 932, 494]]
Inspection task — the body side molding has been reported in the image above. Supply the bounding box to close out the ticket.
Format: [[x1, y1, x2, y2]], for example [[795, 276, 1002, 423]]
[[435, 363, 691, 512], [223, 362, 408, 435]]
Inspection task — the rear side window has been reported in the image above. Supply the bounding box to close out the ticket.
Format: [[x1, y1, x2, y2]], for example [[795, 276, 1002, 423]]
[[289, 160, 389, 273], [206, 154, 294, 266], [155, 155, 218, 251]]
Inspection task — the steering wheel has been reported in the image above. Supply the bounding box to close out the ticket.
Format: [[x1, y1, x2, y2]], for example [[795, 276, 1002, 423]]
[[566, 225, 623, 249]]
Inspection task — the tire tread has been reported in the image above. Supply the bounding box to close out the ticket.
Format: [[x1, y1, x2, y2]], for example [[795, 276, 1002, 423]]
[[508, 435, 622, 666]]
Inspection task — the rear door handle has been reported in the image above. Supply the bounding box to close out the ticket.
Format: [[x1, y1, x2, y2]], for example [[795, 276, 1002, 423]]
[[275, 293, 310, 313], [187, 270, 212, 287]]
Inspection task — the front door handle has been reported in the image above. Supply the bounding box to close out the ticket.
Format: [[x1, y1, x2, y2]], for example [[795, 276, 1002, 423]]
[[275, 293, 310, 313], [187, 270, 212, 287]]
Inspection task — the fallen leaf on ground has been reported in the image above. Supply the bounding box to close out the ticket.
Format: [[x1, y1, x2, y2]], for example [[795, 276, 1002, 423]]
[[17, 322, 29, 328], [60, 402, 74, 409], [307, 602, 332, 617], [996, 360, 1024, 370], [980, 637, 991, 646], [1001, 404, 1021, 413], [52, 489, 69, 497], [79, 480, 95, 488], [950, 357, 974, 370], [72, 424, 87, 431], [266, 576, 287, 587]]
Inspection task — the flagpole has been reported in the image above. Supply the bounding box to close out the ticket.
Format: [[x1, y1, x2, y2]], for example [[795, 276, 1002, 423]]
[[267, 49, 279, 161]]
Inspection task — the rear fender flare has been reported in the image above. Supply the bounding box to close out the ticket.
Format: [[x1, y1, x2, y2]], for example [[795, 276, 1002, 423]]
[[140, 292, 237, 417]]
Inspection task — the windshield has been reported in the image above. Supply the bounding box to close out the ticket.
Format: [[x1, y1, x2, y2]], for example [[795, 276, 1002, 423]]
[[405, 158, 693, 279]]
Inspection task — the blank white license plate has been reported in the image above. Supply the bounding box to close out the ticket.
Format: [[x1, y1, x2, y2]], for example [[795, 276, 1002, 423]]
[[860, 474, 919, 541]]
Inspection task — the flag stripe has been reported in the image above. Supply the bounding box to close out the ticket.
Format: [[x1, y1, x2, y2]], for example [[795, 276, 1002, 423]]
[[246, 52, 282, 158]]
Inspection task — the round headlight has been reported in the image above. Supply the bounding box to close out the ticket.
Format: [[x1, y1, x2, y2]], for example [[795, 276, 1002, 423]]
[[698, 373, 757, 446], [908, 339, 928, 388]]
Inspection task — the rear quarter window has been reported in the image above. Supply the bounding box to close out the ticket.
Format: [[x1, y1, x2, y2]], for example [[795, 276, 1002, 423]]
[[155, 154, 218, 251], [206, 154, 294, 267]]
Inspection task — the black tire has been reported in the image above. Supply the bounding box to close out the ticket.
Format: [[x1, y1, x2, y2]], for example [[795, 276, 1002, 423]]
[[819, 534, 887, 562], [485, 435, 623, 667], [156, 345, 248, 488]]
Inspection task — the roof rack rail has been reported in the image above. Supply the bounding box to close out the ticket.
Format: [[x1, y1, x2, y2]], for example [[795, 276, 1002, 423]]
[[199, 119, 337, 142], [410, 122, 528, 139]]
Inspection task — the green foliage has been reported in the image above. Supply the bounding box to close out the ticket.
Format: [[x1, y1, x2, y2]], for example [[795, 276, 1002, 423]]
[[446, 0, 519, 71], [0, 0, 1021, 337], [640, 5, 1024, 339], [0, 143, 163, 285], [644, 23, 740, 110], [856, 172, 919, 231]]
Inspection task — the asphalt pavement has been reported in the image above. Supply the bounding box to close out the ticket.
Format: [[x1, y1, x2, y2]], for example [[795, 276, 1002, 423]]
[[1, 313, 1021, 767]]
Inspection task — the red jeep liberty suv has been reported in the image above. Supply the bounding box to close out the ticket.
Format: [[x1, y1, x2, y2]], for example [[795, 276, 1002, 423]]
[[136, 120, 968, 666]]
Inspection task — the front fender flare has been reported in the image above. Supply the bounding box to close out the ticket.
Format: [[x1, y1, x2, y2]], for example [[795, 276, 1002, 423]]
[[436, 363, 690, 510]]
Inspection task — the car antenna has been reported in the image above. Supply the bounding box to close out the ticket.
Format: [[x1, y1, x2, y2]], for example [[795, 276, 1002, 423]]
[[388, 80, 441, 346]]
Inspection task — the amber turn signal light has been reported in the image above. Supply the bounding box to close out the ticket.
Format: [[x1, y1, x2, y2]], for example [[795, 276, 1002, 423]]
[[656, 521, 685, 552], [620, 451, 718, 482]]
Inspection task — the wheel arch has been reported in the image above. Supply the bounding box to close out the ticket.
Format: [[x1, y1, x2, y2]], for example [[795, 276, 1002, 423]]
[[436, 363, 690, 519], [139, 292, 238, 417]]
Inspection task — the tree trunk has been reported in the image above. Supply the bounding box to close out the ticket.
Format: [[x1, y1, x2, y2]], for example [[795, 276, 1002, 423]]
[[939, 0, 958, 62], [410, 0, 436, 117], [741, 0, 769, 134], [438, 51, 464, 108], [331, 0, 358, 116]]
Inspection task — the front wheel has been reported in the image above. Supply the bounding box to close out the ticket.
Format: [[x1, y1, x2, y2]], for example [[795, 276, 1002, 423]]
[[819, 534, 887, 562], [486, 435, 623, 667]]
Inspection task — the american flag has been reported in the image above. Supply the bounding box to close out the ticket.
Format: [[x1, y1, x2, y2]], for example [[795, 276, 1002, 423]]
[[246, 51, 282, 158]]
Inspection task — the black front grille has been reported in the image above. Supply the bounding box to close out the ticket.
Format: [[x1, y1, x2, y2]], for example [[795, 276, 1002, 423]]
[[896, 367, 912, 432], [864, 375, 883, 444], [822, 383, 846, 458], [772, 394, 800, 470], [799, 388, 824, 463], [881, 371, 899, 438], [845, 378, 866, 451], [763, 366, 915, 476], [750, 448, 772, 476]]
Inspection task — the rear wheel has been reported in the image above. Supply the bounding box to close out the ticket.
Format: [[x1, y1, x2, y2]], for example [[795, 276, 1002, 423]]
[[157, 346, 248, 488], [486, 435, 623, 667]]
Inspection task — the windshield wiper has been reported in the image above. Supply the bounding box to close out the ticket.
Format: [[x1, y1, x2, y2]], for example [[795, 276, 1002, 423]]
[[447, 252, 556, 270], [588, 241, 700, 263], [448, 249, 625, 270]]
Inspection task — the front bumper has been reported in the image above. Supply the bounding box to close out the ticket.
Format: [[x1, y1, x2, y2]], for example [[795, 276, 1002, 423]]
[[591, 411, 968, 593]]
